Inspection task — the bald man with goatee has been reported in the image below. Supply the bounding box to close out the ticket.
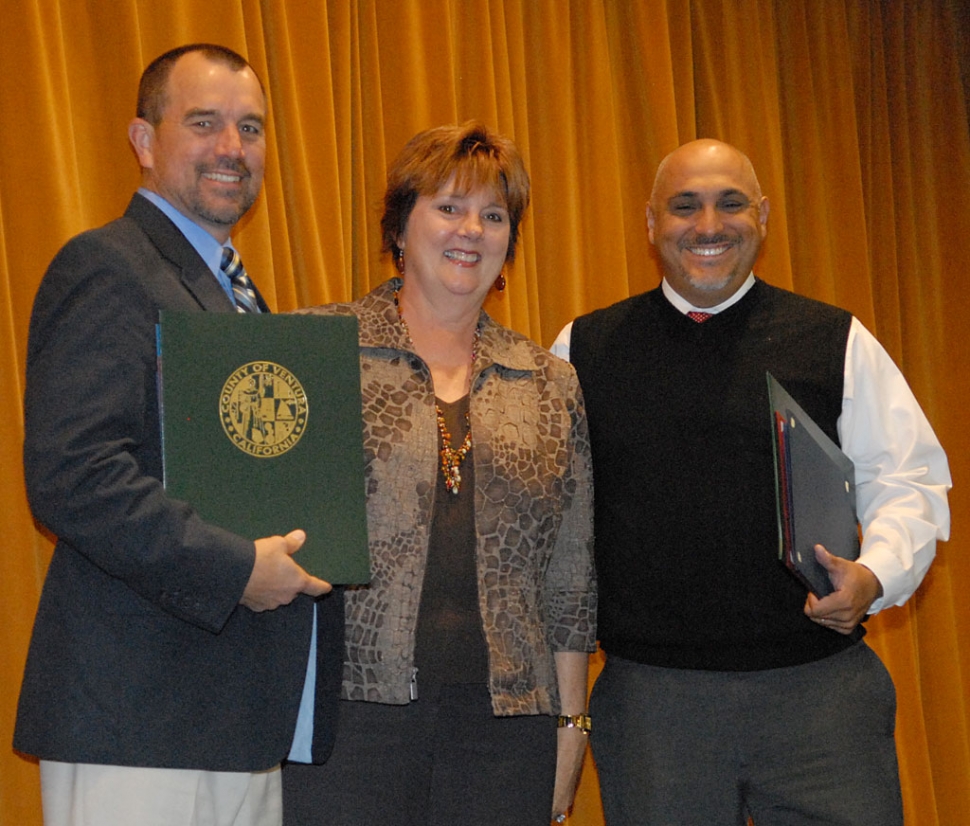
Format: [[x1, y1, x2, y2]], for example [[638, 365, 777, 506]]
[[553, 139, 951, 825]]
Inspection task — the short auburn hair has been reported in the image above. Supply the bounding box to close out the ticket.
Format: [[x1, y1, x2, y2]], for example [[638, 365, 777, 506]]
[[381, 121, 531, 264]]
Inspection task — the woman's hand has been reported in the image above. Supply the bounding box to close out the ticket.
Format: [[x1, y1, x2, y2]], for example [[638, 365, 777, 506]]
[[552, 651, 591, 821], [552, 724, 588, 820]]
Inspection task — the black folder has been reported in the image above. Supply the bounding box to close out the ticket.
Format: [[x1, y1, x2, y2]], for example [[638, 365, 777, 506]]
[[157, 312, 371, 584], [767, 372, 860, 597]]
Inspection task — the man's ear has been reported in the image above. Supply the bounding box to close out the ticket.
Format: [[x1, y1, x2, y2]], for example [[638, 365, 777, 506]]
[[646, 202, 656, 244], [128, 118, 155, 169]]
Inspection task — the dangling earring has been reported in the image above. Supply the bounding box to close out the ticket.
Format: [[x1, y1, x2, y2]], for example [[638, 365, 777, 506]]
[[395, 248, 406, 274], [494, 272, 506, 292]]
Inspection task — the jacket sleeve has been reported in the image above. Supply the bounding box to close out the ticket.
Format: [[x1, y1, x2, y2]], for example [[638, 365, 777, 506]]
[[543, 365, 597, 652]]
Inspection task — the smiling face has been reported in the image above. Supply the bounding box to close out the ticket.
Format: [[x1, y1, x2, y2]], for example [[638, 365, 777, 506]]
[[647, 140, 769, 307], [397, 175, 511, 306], [128, 51, 266, 242]]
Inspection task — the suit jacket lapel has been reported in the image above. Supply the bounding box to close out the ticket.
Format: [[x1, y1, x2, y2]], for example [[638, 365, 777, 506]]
[[124, 194, 244, 313]]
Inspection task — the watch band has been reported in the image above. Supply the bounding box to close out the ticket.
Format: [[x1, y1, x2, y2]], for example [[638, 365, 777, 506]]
[[556, 713, 592, 734]]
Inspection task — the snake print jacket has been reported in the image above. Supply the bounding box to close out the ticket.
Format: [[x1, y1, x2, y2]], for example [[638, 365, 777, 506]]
[[300, 279, 596, 715]]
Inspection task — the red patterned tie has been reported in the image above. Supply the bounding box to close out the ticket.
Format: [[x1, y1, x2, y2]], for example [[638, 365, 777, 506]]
[[687, 311, 713, 323]]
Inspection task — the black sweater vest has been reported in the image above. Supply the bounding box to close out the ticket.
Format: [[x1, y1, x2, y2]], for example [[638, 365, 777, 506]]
[[571, 280, 861, 670]]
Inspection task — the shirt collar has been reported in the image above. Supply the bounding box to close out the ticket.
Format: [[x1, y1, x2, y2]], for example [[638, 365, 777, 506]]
[[662, 273, 756, 316]]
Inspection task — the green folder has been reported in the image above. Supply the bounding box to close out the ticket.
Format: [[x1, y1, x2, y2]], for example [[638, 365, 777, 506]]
[[157, 312, 370, 584]]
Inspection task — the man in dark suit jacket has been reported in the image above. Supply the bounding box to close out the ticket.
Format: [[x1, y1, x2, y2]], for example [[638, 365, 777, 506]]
[[15, 44, 343, 826]]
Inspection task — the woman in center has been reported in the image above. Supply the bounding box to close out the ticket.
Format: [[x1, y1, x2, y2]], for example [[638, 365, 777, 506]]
[[283, 122, 596, 826]]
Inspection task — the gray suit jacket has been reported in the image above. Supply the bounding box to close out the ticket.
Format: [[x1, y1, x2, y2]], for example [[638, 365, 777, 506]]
[[15, 194, 342, 770]]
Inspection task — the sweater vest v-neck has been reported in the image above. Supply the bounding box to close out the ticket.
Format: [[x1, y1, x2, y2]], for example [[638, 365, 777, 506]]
[[571, 280, 861, 670]]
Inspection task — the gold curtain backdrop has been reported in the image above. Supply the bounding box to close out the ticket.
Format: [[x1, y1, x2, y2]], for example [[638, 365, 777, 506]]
[[1, 1, 967, 823]]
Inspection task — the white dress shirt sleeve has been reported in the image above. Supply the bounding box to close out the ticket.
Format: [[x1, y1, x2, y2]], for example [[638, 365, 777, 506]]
[[551, 322, 573, 361], [839, 318, 952, 613]]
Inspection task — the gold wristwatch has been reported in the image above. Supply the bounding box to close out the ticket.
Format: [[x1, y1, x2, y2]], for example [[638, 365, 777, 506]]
[[556, 713, 592, 734]]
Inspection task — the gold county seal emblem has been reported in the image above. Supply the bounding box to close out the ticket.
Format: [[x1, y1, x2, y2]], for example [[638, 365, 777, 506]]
[[219, 361, 308, 457]]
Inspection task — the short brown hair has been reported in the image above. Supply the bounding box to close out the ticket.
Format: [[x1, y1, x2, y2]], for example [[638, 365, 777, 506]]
[[136, 43, 264, 126], [381, 121, 531, 264]]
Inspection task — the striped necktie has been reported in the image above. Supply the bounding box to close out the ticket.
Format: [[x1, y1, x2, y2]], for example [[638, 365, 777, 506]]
[[221, 247, 260, 314], [686, 311, 713, 323]]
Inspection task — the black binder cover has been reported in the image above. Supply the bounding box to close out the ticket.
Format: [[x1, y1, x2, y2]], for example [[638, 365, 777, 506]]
[[767, 372, 860, 597], [157, 312, 370, 584]]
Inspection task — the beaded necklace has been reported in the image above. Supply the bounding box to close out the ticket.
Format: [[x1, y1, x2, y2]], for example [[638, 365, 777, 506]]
[[393, 288, 480, 495]]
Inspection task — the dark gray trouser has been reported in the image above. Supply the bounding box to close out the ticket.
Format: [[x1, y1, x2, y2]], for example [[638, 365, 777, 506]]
[[590, 642, 902, 826], [282, 684, 557, 826]]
